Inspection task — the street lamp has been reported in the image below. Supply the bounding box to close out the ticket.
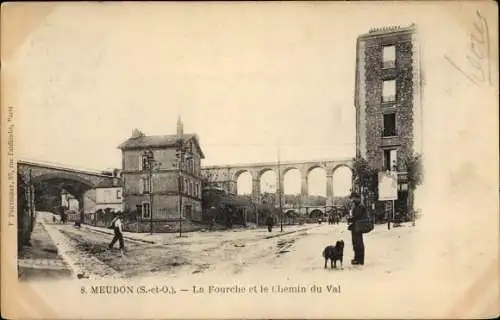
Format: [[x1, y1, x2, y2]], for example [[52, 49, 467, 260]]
[[175, 138, 192, 238], [143, 150, 161, 235]]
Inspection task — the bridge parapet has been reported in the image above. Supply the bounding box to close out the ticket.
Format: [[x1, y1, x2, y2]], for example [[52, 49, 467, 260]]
[[17, 160, 116, 189]]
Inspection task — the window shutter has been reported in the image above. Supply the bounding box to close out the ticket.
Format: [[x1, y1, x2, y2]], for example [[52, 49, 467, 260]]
[[153, 175, 159, 192], [139, 178, 144, 194], [139, 156, 143, 171]]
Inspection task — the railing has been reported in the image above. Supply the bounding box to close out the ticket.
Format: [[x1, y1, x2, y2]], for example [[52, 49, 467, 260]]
[[382, 60, 396, 69], [381, 128, 397, 137], [382, 94, 396, 103], [382, 131, 397, 137]]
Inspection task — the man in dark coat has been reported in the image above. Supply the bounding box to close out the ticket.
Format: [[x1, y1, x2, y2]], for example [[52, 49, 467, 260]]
[[266, 215, 273, 232], [347, 192, 366, 265]]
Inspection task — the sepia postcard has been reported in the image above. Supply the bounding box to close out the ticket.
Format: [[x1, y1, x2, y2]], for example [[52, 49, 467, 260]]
[[1, 1, 498, 319]]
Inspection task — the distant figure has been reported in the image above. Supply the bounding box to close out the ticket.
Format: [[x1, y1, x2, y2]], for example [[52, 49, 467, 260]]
[[266, 216, 273, 232], [109, 212, 125, 255], [52, 215, 57, 224]]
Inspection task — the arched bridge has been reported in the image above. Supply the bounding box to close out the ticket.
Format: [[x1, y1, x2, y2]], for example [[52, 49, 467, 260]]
[[18, 160, 116, 213], [201, 158, 353, 206]]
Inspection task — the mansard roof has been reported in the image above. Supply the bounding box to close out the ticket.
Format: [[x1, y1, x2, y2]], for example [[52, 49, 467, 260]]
[[117, 133, 205, 158], [94, 178, 123, 188]]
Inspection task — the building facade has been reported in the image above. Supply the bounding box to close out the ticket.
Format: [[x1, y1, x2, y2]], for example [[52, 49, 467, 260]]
[[354, 24, 423, 216], [118, 118, 205, 232], [94, 178, 124, 212]]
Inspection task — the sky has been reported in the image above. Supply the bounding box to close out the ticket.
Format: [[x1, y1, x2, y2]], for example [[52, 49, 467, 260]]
[[8, 1, 496, 197]]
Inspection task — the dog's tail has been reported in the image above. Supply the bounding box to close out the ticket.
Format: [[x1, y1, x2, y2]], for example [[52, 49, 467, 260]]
[[322, 248, 326, 258]]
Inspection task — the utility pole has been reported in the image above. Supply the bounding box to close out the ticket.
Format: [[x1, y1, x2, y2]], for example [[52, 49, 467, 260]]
[[277, 145, 283, 232], [176, 139, 184, 238], [175, 135, 192, 238], [149, 153, 153, 235], [143, 150, 159, 235]]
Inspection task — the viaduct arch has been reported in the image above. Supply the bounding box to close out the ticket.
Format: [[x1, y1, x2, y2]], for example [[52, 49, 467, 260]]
[[201, 158, 353, 206]]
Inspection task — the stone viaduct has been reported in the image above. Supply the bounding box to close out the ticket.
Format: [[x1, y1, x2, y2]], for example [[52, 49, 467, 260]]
[[201, 158, 353, 206]]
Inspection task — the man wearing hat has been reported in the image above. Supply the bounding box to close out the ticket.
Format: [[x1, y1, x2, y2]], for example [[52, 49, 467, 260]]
[[109, 212, 125, 255], [347, 192, 366, 265]]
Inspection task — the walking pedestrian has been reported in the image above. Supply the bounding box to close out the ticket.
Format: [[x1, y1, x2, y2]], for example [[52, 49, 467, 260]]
[[347, 192, 366, 265], [210, 217, 216, 231], [266, 215, 273, 232], [108, 212, 125, 255]]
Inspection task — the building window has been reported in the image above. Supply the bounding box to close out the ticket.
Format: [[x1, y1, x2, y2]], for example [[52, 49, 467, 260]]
[[104, 190, 111, 203], [142, 202, 151, 219], [139, 154, 149, 171], [383, 45, 396, 68], [140, 177, 151, 194], [116, 189, 122, 200], [383, 113, 396, 137], [383, 149, 398, 171], [382, 80, 396, 102]]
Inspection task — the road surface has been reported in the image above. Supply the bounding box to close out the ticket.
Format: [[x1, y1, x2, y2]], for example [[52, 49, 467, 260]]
[[38, 211, 417, 279]]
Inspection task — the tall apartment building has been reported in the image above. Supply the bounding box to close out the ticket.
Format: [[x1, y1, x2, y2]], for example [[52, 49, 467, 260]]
[[354, 24, 423, 215], [118, 118, 205, 232]]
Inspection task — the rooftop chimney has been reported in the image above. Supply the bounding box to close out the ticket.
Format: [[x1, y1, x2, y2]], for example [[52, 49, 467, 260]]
[[131, 128, 145, 139], [177, 115, 184, 137]]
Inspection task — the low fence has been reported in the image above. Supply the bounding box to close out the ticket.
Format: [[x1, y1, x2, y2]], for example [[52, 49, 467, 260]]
[[83, 210, 138, 229]]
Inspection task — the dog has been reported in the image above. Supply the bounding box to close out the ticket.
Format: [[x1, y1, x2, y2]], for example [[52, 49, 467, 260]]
[[322, 240, 344, 269]]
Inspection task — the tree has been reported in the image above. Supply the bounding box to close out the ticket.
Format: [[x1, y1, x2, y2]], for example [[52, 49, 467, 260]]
[[261, 192, 276, 207], [335, 196, 351, 210], [351, 155, 379, 200], [201, 170, 219, 189], [401, 152, 423, 223]]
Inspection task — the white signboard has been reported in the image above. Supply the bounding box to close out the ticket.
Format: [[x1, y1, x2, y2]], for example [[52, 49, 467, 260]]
[[378, 171, 398, 201]]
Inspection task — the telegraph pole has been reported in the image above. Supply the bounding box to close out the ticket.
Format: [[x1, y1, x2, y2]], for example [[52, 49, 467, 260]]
[[144, 150, 162, 235], [177, 139, 184, 238], [277, 145, 283, 232], [149, 153, 153, 235], [176, 135, 193, 238]]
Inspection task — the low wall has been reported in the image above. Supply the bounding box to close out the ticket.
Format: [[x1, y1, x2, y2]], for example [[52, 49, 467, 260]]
[[124, 220, 206, 233]]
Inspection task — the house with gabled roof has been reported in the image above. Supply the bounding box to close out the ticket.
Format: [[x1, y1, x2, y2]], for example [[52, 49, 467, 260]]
[[117, 117, 205, 232]]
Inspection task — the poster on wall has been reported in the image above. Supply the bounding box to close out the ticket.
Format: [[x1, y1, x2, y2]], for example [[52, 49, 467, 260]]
[[378, 171, 398, 201]]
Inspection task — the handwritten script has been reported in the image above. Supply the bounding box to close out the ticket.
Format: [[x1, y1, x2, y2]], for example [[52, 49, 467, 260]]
[[445, 10, 492, 86]]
